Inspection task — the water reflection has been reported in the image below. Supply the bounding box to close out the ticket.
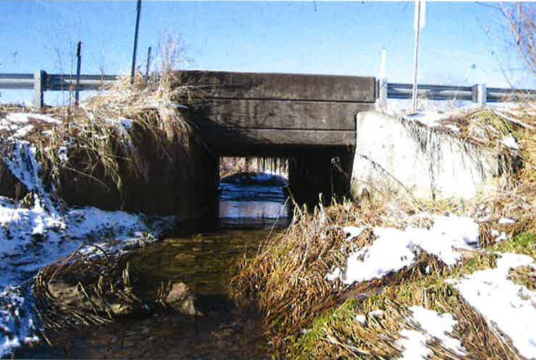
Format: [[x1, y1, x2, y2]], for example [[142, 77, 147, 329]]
[[218, 173, 290, 228]]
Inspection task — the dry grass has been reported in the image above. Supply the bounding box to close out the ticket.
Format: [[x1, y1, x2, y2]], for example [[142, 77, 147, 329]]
[[0, 34, 204, 209], [30, 70, 200, 199], [33, 245, 146, 331], [231, 201, 521, 359], [509, 265, 536, 291], [293, 276, 520, 360], [230, 199, 458, 356], [231, 106, 536, 357]]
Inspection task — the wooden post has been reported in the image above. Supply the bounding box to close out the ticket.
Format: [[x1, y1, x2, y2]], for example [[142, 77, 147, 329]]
[[145, 46, 152, 79], [75, 41, 82, 106], [33, 70, 46, 110], [472, 83, 487, 108]]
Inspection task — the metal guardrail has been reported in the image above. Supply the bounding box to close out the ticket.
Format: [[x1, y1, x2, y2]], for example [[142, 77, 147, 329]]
[[0, 71, 119, 109], [377, 81, 536, 109], [386, 82, 536, 103], [1, 70, 536, 110]]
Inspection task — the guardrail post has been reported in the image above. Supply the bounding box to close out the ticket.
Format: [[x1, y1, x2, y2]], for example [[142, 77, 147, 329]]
[[33, 70, 46, 110], [472, 83, 487, 109], [378, 78, 388, 110]]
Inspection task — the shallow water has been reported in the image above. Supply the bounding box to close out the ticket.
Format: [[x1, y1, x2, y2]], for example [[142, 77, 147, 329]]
[[13, 173, 289, 360]]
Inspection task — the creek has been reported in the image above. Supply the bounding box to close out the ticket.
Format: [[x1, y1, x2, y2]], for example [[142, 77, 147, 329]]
[[13, 173, 290, 359]]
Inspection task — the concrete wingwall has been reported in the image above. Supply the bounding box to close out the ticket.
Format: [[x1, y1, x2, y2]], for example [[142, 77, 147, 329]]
[[350, 111, 503, 201]]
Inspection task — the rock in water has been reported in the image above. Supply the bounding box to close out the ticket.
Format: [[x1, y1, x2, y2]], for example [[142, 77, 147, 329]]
[[164, 282, 199, 315]]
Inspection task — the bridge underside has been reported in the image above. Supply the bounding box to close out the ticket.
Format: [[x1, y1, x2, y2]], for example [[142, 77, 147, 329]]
[[180, 70, 376, 207]]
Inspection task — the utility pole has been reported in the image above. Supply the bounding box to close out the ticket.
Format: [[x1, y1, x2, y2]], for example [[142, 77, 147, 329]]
[[130, 0, 142, 85], [412, 0, 426, 112]]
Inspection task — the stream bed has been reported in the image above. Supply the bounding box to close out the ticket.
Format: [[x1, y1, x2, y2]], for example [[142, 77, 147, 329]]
[[13, 173, 289, 360]]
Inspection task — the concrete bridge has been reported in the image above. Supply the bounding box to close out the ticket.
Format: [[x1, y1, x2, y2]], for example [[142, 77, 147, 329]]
[[178, 71, 376, 206]]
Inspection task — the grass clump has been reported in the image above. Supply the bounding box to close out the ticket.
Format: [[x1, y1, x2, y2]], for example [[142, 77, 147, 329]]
[[493, 233, 536, 258], [293, 275, 519, 360], [509, 265, 536, 291], [35, 71, 198, 200], [230, 202, 376, 354]]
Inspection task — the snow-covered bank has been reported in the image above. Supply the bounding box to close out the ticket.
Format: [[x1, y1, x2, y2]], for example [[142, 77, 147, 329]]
[[327, 215, 479, 285], [454, 253, 536, 359], [0, 197, 174, 358], [0, 139, 175, 357]]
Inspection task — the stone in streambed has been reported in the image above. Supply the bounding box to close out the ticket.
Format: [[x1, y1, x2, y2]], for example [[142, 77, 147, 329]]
[[164, 282, 199, 316]]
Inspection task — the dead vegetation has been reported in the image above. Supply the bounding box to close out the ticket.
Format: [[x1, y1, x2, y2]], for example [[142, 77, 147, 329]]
[[231, 200, 531, 359], [35, 71, 199, 199], [33, 245, 147, 331], [231, 105, 536, 359], [0, 34, 211, 215]]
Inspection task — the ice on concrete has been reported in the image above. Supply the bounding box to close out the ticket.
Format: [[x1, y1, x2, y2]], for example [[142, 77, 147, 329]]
[[454, 253, 536, 359]]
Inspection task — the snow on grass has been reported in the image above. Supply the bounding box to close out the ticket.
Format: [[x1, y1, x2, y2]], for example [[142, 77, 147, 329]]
[[454, 253, 536, 359], [498, 217, 516, 225], [396, 307, 465, 360], [5, 113, 61, 125], [343, 226, 365, 242], [333, 215, 479, 285], [0, 139, 174, 357], [0, 113, 61, 139], [500, 134, 520, 150], [0, 194, 173, 357], [409, 307, 465, 355], [404, 112, 448, 127], [396, 329, 431, 360]]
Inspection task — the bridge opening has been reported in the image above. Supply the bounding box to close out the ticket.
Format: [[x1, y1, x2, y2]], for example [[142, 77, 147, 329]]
[[218, 156, 291, 228]]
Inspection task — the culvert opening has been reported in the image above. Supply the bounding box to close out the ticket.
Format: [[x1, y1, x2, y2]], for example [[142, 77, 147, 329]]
[[218, 157, 291, 228]]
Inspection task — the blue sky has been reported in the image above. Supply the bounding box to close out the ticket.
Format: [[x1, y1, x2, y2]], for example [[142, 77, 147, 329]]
[[0, 1, 532, 103]]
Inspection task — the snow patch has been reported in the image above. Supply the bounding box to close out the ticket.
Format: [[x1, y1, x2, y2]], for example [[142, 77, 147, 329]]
[[0, 113, 61, 140], [410, 306, 466, 355], [500, 134, 520, 150], [0, 139, 174, 357], [454, 253, 536, 359], [405, 112, 447, 127], [498, 217, 516, 225], [396, 307, 465, 359], [396, 329, 431, 360], [334, 215, 479, 285], [119, 118, 134, 130], [343, 226, 364, 242]]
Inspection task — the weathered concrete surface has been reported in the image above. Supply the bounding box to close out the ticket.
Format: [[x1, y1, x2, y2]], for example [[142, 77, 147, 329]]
[[350, 111, 501, 201], [177, 71, 376, 103], [55, 130, 219, 217], [183, 71, 375, 152]]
